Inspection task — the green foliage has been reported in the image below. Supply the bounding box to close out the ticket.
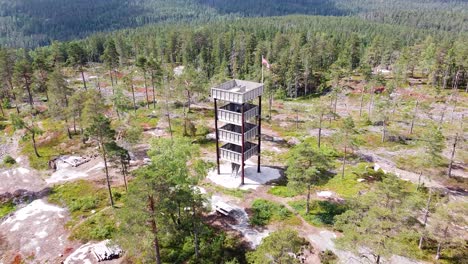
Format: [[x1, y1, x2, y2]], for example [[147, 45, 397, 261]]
[[2, 155, 16, 165], [249, 199, 292, 226], [246, 229, 307, 264], [319, 249, 338, 264], [286, 141, 334, 190], [0, 201, 15, 218], [48, 180, 110, 222], [71, 209, 116, 242], [117, 138, 219, 263], [334, 174, 424, 262], [69, 196, 98, 212], [202, 182, 249, 199], [289, 200, 347, 227], [267, 186, 300, 198], [20, 129, 68, 170]]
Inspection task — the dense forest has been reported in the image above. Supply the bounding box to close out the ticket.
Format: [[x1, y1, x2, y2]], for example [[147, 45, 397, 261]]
[[26, 15, 467, 97], [0, 0, 466, 47]]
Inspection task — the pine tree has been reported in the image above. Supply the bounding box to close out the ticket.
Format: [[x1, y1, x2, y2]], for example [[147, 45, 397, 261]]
[[286, 141, 333, 214], [85, 114, 116, 207]]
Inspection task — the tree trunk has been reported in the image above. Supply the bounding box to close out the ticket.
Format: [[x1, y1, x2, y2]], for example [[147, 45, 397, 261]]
[[436, 225, 449, 260], [333, 94, 338, 120], [101, 141, 114, 207], [417, 171, 423, 190], [65, 117, 72, 139], [418, 191, 432, 249], [318, 114, 323, 148], [31, 131, 40, 158], [148, 195, 162, 264], [130, 80, 137, 113], [447, 134, 458, 178], [268, 93, 272, 120], [295, 110, 299, 130], [436, 242, 442, 260], [151, 73, 156, 109], [341, 140, 347, 179], [368, 90, 374, 121], [375, 255, 380, 264], [166, 97, 173, 141], [25, 82, 34, 107], [81, 70, 87, 90], [381, 116, 387, 143], [73, 115, 77, 134], [187, 90, 191, 113], [359, 88, 365, 117], [109, 69, 114, 89], [306, 184, 311, 214], [121, 161, 128, 192], [144, 72, 149, 109], [0, 102, 4, 116], [192, 204, 200, 259], [409, 100, 419, 134]]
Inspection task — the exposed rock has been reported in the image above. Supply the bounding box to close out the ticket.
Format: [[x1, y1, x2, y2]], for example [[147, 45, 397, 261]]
[[287, 137, 300, 146]]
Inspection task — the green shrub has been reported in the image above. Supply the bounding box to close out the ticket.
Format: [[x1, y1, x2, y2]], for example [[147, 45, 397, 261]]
[[3, 155, 16, 165], [69, 196, 98, 212], [197, 125, 210, 136], [71, 209, 116, 241], [288, 200, 347, 227], [250, 199, 292, 226], [320, 249, 338, 264], [268, 186, 300, 198], [0, 201, 16, 218]]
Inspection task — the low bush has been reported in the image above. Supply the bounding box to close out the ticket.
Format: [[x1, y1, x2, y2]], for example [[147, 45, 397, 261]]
[[3, 155, 16, 165], [288, 200, 347, 227], [0, 201, 16, 218], [71, 209, 116, 241], [250, 199, 292, 226], [267, 186, 300, 198], [319, 249, 338, 264]]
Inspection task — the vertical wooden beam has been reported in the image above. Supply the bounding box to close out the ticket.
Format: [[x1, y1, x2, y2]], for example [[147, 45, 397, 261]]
[[241, 103, 245, 185], [214, 99, 220, 174], [257, 96, 261, 173]]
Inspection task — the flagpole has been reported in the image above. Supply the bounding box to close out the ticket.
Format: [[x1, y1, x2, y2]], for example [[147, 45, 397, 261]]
[[262, 63, 264, 84]]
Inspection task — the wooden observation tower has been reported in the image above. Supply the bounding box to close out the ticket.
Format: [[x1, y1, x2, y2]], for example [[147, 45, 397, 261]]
[[211, 80, 263, 185]]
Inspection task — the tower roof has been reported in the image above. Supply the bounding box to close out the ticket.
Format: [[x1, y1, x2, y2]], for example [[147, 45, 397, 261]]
[[211, 79, 263, 103]]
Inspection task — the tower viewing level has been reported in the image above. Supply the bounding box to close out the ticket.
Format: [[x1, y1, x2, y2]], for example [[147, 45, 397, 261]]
[[212, 79, 263, 185]]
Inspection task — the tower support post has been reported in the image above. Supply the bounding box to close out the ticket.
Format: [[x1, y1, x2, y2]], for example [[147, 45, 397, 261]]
[[214, 98, 220, 174], [241, 103, 245, 185], [257, 96, 261, 173]]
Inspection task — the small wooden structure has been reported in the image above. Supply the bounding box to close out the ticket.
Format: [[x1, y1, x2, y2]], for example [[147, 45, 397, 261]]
[[212, 79, 263, 185], [214, 201, 235, 216]]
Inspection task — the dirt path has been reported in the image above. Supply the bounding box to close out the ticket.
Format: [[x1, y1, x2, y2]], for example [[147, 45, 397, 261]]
[[357, 148, 467, 202]]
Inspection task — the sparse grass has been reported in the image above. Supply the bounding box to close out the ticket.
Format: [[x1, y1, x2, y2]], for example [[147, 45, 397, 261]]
[[133, 107, 160, 129], [70, 208, 117, 242], [249, 199, 293, 226], [267, 186, 301, 198], [48, 180, 124, 241], [396, 154, 447, 174], [48, 180, 110, 223], [0, 201, 16, 218], [320, 163, 371, 198], [202, 182, 250, 199], [21, 131, 69, 170], [288, 200, 347, 227]]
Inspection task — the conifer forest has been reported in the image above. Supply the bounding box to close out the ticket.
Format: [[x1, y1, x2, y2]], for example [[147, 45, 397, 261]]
[[0, 0, 467, 263]]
